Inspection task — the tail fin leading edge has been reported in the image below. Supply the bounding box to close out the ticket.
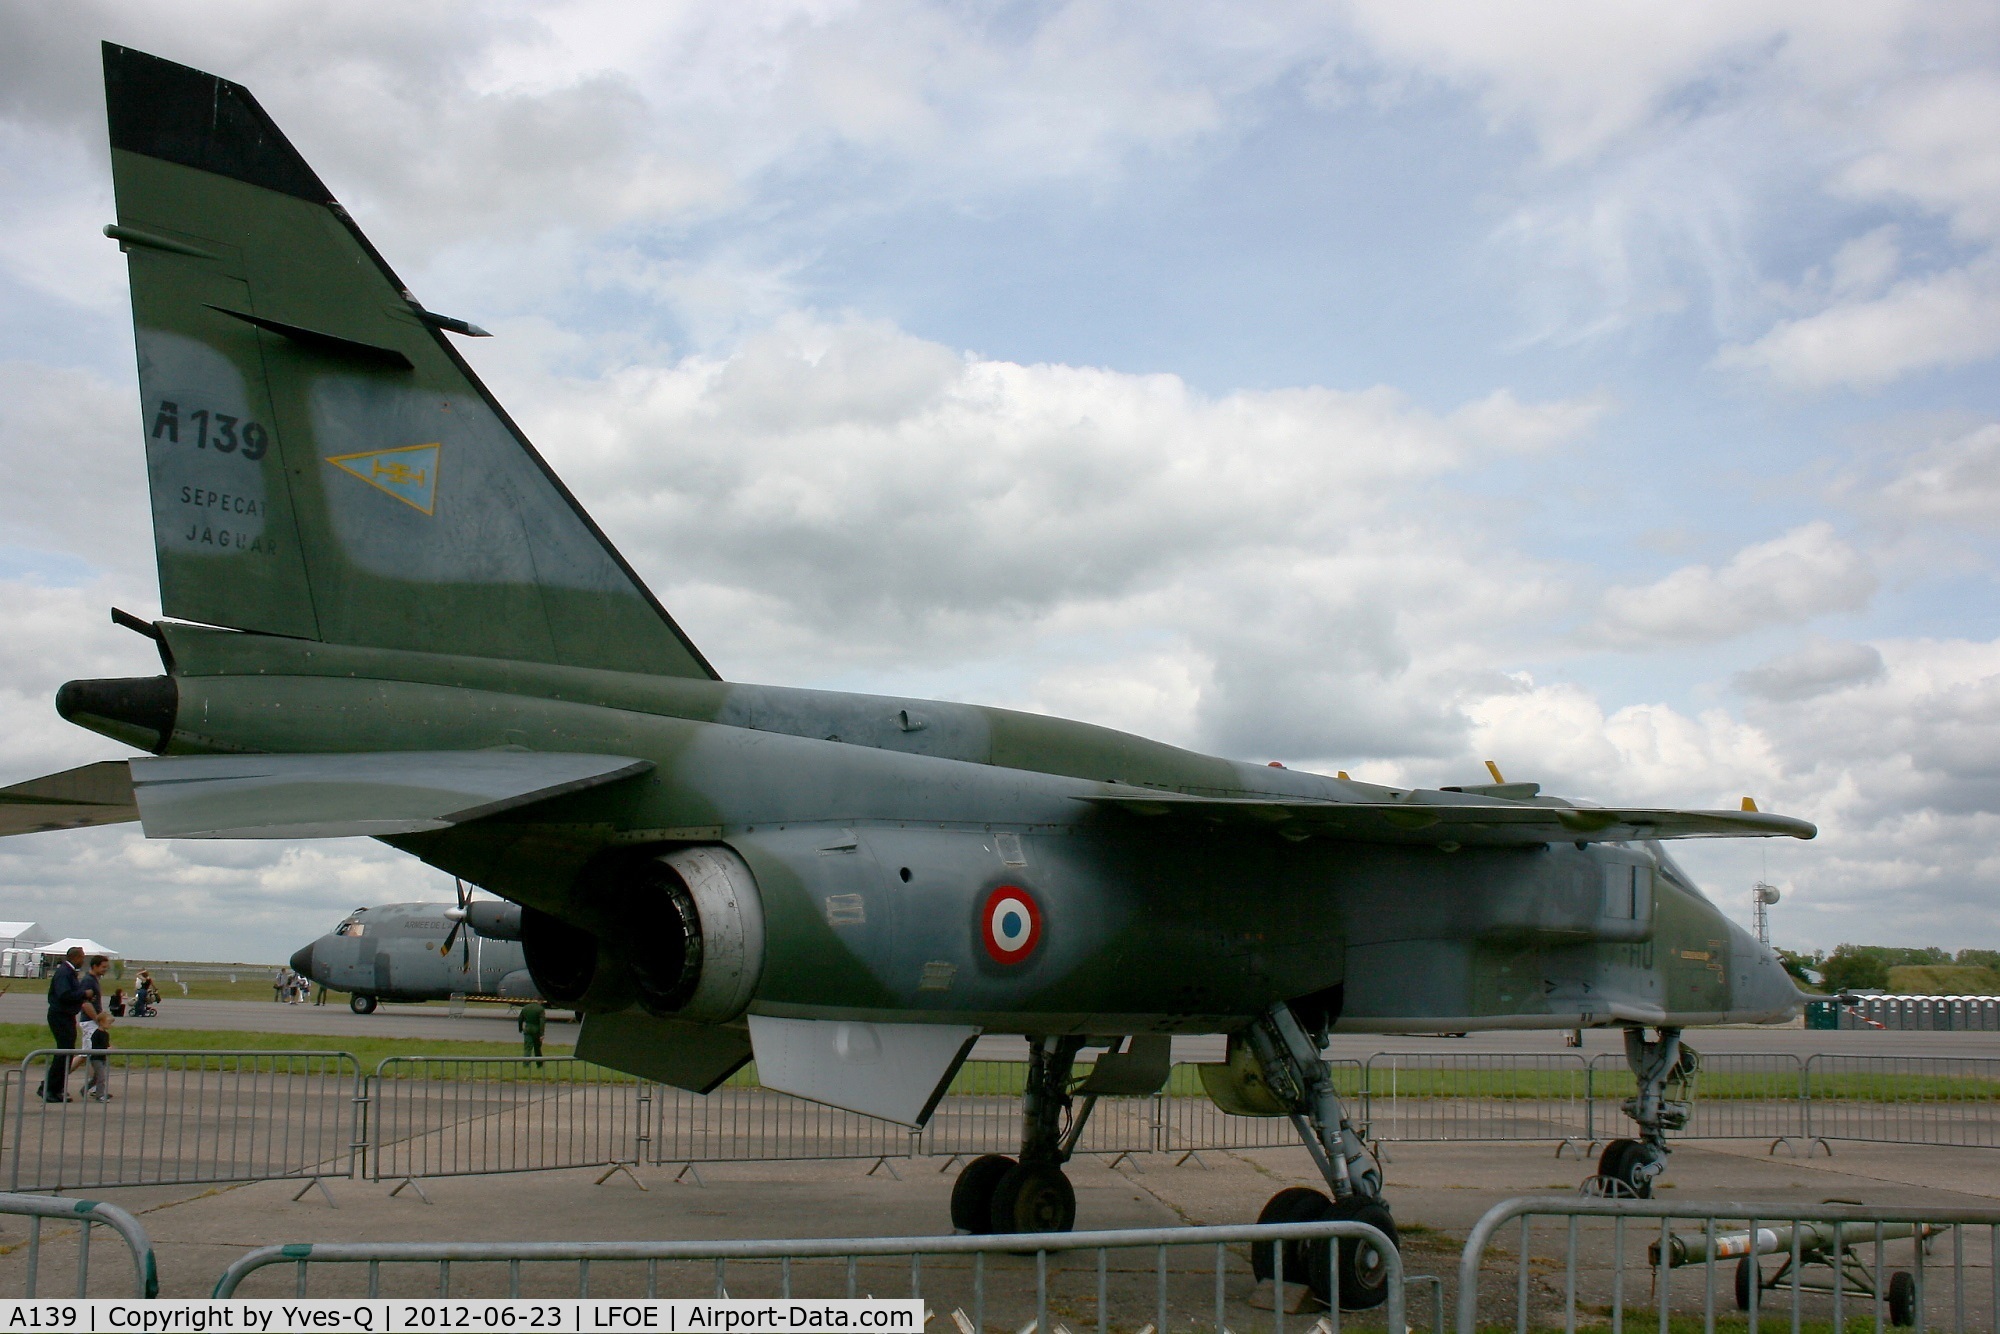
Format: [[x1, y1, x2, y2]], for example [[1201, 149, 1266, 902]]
[[103, 43, 716, 680]]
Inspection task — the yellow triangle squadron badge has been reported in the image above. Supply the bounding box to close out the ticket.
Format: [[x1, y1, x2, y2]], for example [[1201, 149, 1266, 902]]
[[326, 443, 440, 515]]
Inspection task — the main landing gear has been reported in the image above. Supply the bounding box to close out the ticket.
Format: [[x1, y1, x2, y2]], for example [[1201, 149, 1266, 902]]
[[1590, 1026, 1696, 1198], [951, 1036, 1089, 1235], [1246, 1001, 1398, 1312]]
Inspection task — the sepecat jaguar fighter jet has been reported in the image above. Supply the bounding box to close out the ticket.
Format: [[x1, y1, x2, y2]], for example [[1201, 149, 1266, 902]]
[[0, 44, 1812, 1308]]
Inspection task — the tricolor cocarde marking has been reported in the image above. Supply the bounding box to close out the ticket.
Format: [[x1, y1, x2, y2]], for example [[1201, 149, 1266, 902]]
[[981, 885, 1042, 965]]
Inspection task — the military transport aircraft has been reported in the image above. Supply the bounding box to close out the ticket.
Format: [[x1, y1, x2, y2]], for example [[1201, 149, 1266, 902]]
[[290, 883, 539, 1013], [0, 45, 1812, 1309]]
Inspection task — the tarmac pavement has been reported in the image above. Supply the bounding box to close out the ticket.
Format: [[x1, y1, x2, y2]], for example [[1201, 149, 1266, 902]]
[[5, 1121, 1998, 1312]]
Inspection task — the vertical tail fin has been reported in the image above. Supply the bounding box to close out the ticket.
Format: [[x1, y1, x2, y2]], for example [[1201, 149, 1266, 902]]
[[103, 44, 715, 680]]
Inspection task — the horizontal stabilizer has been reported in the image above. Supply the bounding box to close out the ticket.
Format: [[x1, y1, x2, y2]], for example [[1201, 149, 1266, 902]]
[[129, 751, 650, 838], [748, 1015, 979, 1127], [1081, 790, 1816, 846], [0, 761, 139, 836]]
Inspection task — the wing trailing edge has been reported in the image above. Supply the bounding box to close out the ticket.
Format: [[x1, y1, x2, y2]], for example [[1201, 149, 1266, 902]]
[[1079, 790, 1816, 846], [0, 762, 139, 836]]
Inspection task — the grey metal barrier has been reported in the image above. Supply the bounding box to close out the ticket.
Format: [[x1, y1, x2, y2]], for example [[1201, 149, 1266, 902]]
[[6, 1049, 363, 1195], [1363, 1053, 1589, 1149], [1156, 1060, 1362, 1161], [1806, 1055, 2000, 1150], [1458, 1194, 1999, 1334], [367, 1056, 643, 1194], [921, 1061, 1162, 1164], [652, 1081, 917, 1174], [0, 1190, 158, 1297], [1587, 1050, 1809, 1150], [211, 1218, 1406, 1334]]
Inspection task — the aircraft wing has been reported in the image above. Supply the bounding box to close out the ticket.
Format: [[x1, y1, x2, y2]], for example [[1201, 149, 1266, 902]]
[[0, 752, 650, 840], [1079, 791, 1815, 846], [0, 761, 140, 835]]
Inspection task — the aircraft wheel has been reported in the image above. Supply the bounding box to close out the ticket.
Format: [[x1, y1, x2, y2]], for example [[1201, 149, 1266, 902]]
[[1597, 1139, 1654, 1199], [989, 1162, 1076, 1235], [1251, 1186, 1329, 1284], [949, 1154, 1015, 1234], [1734, 1256, 1758, 1311], [350, 994, 378, 1015], [1888, 1271, 1917, 1327], [1314, 1195, 1399, 1311]]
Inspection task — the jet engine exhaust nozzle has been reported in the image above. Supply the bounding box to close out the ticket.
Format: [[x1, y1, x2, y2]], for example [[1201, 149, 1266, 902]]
[[55, 675, 178, 753], [520, 846, 764, 1022]]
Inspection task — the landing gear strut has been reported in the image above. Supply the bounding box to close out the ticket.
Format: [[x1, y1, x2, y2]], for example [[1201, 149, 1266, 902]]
[[950, 1036, 1089, 1235], [1246, 1001, 1398, 1311], [1592, 1026, 1696, 1198]]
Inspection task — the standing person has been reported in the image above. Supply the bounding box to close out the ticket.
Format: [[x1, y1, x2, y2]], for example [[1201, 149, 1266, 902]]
[[75, 956, 113, 1101], [517, 1001, 546, 1067], [272, 968, 286, 1002], [42, 946, 85, 1102]]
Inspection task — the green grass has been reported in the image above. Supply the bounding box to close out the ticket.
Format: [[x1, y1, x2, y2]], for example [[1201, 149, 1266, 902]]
[[0, 1023, 574, 1073], [1, 1027, 1991, 1103]]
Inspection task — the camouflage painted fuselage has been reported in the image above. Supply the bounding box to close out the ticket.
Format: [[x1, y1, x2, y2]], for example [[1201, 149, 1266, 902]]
[[133, 624, 1800, 1036]]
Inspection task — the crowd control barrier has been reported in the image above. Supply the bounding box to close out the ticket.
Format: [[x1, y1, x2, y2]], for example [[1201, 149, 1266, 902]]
[[5, 1049, 363, 1193], [0, 1190, 157, 1297], [1363, 1052, 1590, 1147], [1458, 1195, 1998, 1334], [6, 1050, 2000, 1194], [367, 1056, 641, 1191], [212, 1218, 1407, 1334], [1804, 1055, 2000, 1150]]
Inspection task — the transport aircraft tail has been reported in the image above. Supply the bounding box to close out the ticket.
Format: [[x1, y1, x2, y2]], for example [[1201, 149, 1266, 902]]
[[102, 43, 715, 679]]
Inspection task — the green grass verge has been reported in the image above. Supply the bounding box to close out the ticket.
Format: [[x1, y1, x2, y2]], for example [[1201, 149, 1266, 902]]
[[0, 1023, 573, 1073], [2, 1025, 1991, 1102]]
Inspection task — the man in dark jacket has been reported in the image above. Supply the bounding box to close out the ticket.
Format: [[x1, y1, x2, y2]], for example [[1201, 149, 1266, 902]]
[[517, 1001, 546, 1067], [43, 946, 85, 1102]]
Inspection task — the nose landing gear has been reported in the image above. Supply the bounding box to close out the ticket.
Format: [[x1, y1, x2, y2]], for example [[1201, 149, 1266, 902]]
[[1588, 1026, 1695, 1198], [1244, 1001, 1399, 1311]]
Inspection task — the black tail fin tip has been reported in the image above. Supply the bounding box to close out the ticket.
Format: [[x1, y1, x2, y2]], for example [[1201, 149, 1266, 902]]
[[103, 43, 332, 204]]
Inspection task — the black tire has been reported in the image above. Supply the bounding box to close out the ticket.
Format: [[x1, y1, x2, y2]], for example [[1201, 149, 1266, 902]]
[[1250, 1186, 1331, 1283], [1888, 1270, 1917, 1327], [1312, 1195, 1399, 1311], [1735, 1256, 1758, 1311], [989, 1162, 1076, 1235], [350, 994, 377, 1015], [949, 1155, 1015, 1234], [1597, 1139, 1653, 1199]]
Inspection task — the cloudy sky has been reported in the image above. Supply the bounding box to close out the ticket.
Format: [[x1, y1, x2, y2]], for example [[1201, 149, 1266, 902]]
[[0, 1, 1996, 963]]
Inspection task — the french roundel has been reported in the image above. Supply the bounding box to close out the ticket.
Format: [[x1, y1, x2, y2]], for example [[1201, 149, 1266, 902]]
[[981, 885, 1042, 965]]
